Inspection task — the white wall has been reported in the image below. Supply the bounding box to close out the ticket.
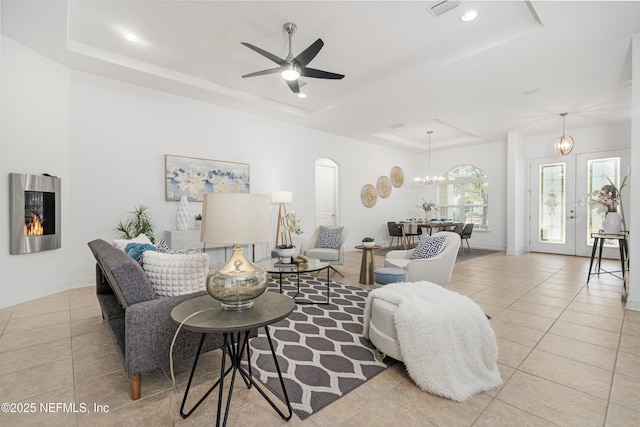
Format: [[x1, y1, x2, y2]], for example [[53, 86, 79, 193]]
[[1, 36, 74, 307]]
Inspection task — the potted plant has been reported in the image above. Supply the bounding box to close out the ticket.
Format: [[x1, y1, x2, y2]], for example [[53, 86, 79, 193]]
[[276, 212, 303, 263], [115, 204, 156, 243], [276, 244, 296, 263], [362, 237, 376, 248], [194, 213, 202, 230]]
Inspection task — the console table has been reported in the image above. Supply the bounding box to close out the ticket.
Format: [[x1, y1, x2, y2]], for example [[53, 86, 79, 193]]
[[171, 292, 294, 426]]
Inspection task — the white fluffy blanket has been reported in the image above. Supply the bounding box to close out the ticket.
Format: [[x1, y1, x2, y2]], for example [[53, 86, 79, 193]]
[[363, 281, 502, 401]]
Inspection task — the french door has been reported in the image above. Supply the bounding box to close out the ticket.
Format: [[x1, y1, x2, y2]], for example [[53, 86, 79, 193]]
[[530, 149, 629, 258]]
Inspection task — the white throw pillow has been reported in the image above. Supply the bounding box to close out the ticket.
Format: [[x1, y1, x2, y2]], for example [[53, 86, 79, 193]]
[[113, 234, 153, 251], [142, 251, 209, 297]]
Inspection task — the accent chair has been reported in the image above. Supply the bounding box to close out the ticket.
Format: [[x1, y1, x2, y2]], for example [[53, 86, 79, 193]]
[[300, 225, 347, 277]]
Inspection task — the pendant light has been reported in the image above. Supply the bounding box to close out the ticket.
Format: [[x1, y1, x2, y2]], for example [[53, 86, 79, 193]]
[[554, 112, 574, 156], [414, 131, 445, 184]]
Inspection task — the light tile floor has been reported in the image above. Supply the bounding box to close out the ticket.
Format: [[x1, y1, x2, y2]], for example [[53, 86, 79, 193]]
[[0, 250, 638, 426]]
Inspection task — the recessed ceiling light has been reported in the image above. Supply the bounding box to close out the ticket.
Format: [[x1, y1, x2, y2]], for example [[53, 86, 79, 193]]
[[123, 33, 140, 42], [460, 10, 478, 22], [297, 92, 307, 98]]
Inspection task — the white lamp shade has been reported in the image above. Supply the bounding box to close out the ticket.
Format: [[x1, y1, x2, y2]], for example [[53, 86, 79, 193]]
[[200, 193, 271, 244], [271, 191, 293, 204]]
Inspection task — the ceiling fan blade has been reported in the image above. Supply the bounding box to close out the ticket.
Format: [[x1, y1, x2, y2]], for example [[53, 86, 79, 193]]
[[294, 39, 324, 67], [241, 67, 281, 78], [286, 79, 300, 94], [301, 67, 345, 80], [241, 42, 285, 66]]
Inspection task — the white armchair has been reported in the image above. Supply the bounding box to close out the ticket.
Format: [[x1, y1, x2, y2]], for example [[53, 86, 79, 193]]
[[300, 226, 347, 276], [384, 231, 460, 285]]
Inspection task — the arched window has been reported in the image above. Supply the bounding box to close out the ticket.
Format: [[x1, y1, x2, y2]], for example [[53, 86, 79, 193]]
[[437, 165, 489, 230]]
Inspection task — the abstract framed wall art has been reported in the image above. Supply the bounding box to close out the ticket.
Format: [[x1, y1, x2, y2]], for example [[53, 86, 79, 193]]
[[165, 155, 250, 201]]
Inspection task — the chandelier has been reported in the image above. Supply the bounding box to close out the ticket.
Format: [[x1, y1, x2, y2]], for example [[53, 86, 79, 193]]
[[553, 112, 574, 156], [414, 131, 445, 185]]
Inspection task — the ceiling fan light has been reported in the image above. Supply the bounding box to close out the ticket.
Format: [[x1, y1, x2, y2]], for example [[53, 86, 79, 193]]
[[281, 64, 301, 81], [554, 135, 574, 155]]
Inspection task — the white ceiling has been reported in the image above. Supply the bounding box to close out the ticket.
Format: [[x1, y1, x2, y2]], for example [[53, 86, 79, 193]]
[[2, 1, 638, 152]]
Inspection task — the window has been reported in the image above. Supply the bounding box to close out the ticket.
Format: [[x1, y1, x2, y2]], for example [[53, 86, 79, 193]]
[[438, 165, 488, 230]]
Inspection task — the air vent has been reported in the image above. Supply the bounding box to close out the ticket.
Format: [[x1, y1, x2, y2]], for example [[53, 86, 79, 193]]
[[389, 123, 406, 129], [426, 1, 460, 17]]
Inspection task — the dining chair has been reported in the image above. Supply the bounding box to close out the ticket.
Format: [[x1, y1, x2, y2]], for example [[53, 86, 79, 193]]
[[460, 223, 474, 253], [387, 222, 405, 249], [402, 222, 421, 248]]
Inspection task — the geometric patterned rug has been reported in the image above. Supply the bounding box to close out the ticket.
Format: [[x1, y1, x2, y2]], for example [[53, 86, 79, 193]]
[[246, 275, 392, 420]]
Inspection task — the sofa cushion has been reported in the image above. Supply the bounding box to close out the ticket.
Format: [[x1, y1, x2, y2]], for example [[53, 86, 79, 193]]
[[142, 251, 209, 297], [88, 239, 156, 308], [316, 226, 344, 249], [410, 234, 447, 260], [113, 234, 153, 251], [304, 247, 341, 261]]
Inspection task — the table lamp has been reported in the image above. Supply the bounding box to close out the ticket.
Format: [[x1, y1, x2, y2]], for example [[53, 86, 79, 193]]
[[200, 193, 270, 310]]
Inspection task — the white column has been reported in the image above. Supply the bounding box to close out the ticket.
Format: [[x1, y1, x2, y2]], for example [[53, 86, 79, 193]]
[[627, 33, 640, 311], [506, 131, 527, 255]]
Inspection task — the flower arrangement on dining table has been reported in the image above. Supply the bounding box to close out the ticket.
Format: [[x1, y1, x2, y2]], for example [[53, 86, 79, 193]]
[[416, 199, 438, 214]]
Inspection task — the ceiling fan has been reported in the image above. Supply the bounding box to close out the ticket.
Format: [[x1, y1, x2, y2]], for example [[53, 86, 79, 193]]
[[241, 23, 345, 94]]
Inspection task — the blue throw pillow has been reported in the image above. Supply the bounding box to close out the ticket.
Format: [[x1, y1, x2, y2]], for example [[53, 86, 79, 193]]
[[316, 226, 344, 249], [411, 234, 447, 260], [125, 242, 157, 263]]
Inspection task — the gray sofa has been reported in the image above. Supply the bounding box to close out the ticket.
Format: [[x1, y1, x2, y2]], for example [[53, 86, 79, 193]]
[[87, 239, 224, 400]]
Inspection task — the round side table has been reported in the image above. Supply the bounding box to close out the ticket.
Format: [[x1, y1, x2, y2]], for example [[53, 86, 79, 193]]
[[171, 292, 294, 426], [355, 244, 381, 285]]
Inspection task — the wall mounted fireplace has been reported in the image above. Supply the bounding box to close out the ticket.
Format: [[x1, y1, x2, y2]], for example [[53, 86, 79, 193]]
[[10, 173, 61, 254]]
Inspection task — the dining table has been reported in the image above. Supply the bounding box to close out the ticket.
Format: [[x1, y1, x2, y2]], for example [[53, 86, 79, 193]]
[[400, 221, 461, 237]]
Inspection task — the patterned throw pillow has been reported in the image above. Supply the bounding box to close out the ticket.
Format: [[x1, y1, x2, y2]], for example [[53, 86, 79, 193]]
[[316, 226, 344, 249], [155, 239, 170, 253], [410, 234, 447, 259]]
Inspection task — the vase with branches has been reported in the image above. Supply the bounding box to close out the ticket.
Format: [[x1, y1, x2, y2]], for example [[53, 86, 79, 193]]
[[587, 176, 628, 233]]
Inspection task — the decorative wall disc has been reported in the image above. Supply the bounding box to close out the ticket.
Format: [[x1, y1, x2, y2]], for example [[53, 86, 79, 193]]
[[361, 184, 377, 208], [390, 166, 404, 188], [377, 176, 392, 198]]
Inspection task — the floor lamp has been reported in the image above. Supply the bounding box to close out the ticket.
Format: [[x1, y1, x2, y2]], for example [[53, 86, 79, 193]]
[[272, 191, 293, 247]]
